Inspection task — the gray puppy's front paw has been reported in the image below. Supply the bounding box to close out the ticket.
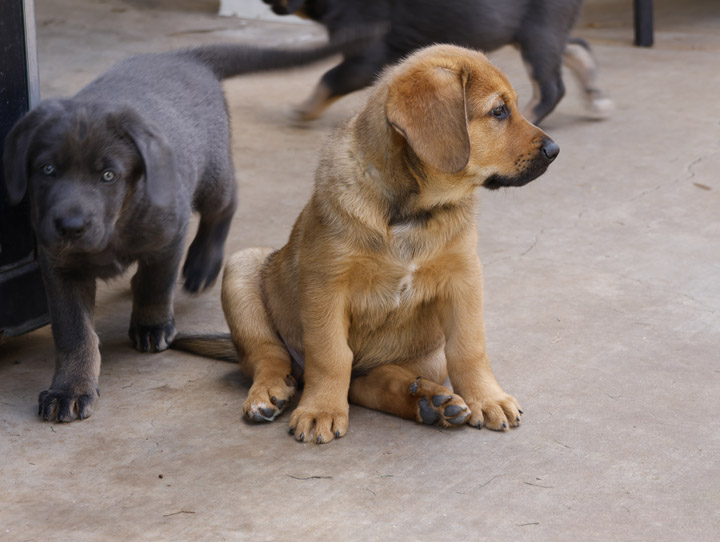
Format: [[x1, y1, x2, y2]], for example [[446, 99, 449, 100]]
[[38, 385, 99, 423], [129, 318, 176, 352]]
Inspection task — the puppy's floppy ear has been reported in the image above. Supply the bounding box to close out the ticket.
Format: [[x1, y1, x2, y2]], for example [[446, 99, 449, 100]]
[[285, 0, 306, 14], [117, 110, 177, 208], [2, 100, 62, 205], [386, 66, 471, 174]]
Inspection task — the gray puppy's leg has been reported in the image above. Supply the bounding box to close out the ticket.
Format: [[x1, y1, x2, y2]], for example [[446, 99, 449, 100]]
[[38, 262, 101, 422], [182, 168, 237, 293], [129, 243, 183, 352], [519, 49, 566, 125]]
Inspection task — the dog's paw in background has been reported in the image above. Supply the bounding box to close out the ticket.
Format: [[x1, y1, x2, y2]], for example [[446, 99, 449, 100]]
[[38, 385, 99, 423], [409, 377, 471, 427], [584, 89, 615, 120], [464, 390, 522, 431], [129, 319, 176, 353]]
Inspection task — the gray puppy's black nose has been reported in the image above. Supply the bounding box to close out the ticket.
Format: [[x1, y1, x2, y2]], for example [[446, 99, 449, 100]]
[[541, 139, 560, 162], [55, 215, 88, 238]]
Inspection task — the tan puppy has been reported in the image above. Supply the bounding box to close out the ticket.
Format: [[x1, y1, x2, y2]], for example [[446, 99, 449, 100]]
[[178, 44, 559, 443]]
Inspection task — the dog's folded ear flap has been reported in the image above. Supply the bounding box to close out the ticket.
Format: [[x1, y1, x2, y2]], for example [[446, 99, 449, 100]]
[[118, 110, 177, 208], [285, 0, 306, 14], [386, 67, 471, 174], [2, 100, 61, 205]]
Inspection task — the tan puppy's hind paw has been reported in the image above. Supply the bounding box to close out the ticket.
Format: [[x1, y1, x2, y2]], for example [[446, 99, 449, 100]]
[[243, 374, 296, 423], [410, 377, 470, 427]]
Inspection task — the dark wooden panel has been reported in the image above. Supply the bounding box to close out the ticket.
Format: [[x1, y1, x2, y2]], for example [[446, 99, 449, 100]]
[[0, 0, 49, 339]]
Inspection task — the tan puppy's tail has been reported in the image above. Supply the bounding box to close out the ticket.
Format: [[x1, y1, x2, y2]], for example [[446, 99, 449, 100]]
[[171, 333, 238, 363]]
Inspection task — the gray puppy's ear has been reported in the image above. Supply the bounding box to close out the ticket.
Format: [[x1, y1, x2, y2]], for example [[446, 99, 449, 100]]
[[118, 110, 177, 208], [2, 100, 61, 205]]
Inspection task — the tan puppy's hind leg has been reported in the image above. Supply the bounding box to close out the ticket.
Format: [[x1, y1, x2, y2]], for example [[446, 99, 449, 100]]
[[222, 248, 296, 422], [349, 354, 470, 428]]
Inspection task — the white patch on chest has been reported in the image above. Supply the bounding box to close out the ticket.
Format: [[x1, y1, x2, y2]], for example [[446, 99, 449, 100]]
[[394, 262, 418, 307]]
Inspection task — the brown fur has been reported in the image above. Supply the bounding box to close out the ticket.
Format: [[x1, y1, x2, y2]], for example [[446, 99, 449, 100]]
[[206, 45, 558, 442]]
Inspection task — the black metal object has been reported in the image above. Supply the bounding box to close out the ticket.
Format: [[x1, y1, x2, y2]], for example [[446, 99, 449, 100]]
[[634, 0, 654, 47], [0, 0, 49, 340]]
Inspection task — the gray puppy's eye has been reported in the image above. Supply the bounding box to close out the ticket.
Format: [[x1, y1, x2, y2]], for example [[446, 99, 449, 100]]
[[101, 169, 117, 183], [41, 164, 56, 176]]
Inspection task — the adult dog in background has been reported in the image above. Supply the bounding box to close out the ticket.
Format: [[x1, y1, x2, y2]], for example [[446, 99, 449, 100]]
[[2, 38, 369, 423], [174, 44, 559, 443], [263, 0, 613, 124]]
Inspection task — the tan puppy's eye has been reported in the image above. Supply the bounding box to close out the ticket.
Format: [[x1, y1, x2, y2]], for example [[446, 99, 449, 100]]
[[101, 169, 117, 183], [491, 104, 510, 120]]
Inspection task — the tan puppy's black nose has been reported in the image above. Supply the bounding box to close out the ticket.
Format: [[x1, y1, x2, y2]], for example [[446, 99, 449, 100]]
[[541, 139, 560, 162]]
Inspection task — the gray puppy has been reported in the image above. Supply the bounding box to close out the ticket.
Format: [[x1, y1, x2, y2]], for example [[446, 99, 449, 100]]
[[2, 39, 365, 423], [263, 0, 613, 124]]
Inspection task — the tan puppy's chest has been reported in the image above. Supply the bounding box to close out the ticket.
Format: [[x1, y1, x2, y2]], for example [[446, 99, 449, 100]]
[[349, 259, 426, 317], [347, 228, 441, 318], [341, 230, 459, 368]]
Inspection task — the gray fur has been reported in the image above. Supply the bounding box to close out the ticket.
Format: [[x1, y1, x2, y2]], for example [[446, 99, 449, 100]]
[[2, 39, 366, 422]]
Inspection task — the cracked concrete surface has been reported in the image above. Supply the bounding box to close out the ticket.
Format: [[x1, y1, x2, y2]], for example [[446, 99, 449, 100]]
[[1, 0, 719, 540]]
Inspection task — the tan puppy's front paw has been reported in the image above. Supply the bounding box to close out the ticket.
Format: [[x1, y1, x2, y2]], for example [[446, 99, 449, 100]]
[[288, 402, 349, 444], [243, 373, 296, 423], [465, 391, 522, 431]]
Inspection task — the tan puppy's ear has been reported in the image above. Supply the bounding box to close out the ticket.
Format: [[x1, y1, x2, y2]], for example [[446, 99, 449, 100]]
[[386, 66, 470, 174]]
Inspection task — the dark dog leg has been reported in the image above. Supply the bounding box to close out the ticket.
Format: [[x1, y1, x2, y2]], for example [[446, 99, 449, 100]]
[[129, 243, 184, 352], [289, 56, 382, 121], [182, 170, 237, 293], [517, 29, 567, 125], [563, 37, 614, 119], [38, 260, 101, 422]]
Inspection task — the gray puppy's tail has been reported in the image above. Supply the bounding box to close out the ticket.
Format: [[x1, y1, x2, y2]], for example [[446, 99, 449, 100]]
[[181, 25, 385, 80], [171, 333, 239, 363]]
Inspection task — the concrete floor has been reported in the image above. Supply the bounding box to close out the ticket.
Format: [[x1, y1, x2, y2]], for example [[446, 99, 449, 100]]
[[1, 0, 719, 539]]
